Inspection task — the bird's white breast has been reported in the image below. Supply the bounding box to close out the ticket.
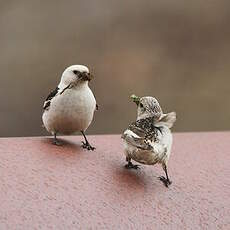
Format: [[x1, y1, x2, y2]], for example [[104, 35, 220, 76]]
[[42, 84, 96, 135]]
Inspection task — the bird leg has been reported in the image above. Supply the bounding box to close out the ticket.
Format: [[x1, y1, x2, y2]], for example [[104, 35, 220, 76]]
[[81, 131, 95, 151], [159, 164, 172, 187], [125, 157, 140, 169], [53, 133, 62, 146]]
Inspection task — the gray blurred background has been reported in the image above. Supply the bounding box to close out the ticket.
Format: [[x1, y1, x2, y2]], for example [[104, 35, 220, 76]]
[[0, 0, 230, 137]]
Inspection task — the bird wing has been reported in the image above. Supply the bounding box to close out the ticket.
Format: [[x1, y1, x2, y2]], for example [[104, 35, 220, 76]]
[[43, 87, 59, 110], [122, 130, 153, 150], [128, 117, 162, 140], [122, 129, 168, 163]]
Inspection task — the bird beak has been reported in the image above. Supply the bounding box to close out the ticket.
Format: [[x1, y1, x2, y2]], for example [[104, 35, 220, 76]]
[[131, 94, 140, 106], [81, 72, 93, 81]]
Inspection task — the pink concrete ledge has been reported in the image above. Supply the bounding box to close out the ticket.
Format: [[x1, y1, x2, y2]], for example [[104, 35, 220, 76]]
[[0, 132, 230, 229]]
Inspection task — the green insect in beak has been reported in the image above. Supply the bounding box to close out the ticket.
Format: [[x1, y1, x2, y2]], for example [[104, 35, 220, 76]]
[[131, 94, 140, 106]]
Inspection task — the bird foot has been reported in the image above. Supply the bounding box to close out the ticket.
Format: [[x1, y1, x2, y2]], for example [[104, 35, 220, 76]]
[[125, 162, 140, 170], [81, 141, 95, 151], [159, 176, 172, 187], [53, 139, 62, 146]]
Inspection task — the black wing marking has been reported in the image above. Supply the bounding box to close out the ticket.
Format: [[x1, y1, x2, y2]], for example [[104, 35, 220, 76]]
[[60, 84, 72, 95], [128, 117, 162, 141], [43, 87, 59, 110]]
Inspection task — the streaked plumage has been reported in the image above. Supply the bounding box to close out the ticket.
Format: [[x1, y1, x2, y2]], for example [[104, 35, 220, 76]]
[[122, 95, 176, 187], [43, 87, 59, 110]]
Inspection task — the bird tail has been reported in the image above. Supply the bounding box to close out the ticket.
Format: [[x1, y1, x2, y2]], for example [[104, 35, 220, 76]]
[[158, 112, 176, 128]]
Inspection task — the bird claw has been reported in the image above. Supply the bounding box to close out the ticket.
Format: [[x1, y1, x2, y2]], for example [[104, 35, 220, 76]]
[[159, 176, 172, 187], [81, 141, 95, 151], [53, 139, 62, 146], [125, 162, 140, 170]]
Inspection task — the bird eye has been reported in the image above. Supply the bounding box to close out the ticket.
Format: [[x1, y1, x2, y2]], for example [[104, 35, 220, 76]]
[[73, 70, 79, 75], [140, 103, 144, 108]]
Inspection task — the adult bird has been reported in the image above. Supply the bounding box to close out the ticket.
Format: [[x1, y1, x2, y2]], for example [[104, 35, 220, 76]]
[[42, 65, 97, 150]]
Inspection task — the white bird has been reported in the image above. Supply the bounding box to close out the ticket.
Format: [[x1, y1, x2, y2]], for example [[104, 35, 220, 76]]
[[42, 65, 98, 150], [121, 95, 176, 187]]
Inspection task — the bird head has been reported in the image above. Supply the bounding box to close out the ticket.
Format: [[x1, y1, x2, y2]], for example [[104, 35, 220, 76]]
[[60, 65, 93, 87], [131, 95, 163, 120]]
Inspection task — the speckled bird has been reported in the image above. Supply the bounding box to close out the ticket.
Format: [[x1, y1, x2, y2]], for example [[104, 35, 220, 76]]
[[42, 65, 98, 150], [121, 95, 176, 187]]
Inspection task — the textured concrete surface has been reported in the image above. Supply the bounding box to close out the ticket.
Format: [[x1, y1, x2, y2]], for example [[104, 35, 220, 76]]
[[0, 132, 230, 229]]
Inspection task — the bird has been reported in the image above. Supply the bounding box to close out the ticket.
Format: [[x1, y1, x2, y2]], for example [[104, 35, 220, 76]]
[[121, 95, 176, 187], [42, 65, 98, 150]]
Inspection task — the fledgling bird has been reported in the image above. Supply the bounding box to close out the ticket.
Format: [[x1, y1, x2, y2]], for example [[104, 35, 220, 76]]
[[42, 65, 97, 150], [121, 95, 176, 187]]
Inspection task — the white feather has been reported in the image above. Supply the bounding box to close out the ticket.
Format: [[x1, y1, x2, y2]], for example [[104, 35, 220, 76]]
[[122, 124, 172, 165], [42, 65, 96, 135]]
